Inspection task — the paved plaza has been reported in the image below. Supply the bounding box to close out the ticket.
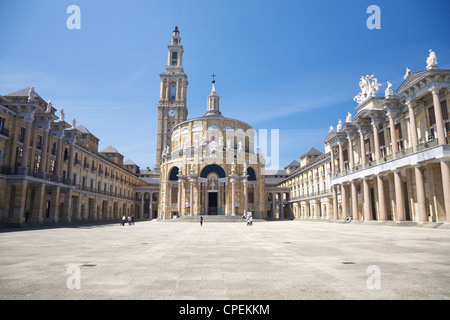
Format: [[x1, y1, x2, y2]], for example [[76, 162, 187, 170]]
[[0, 219, 450, 300]]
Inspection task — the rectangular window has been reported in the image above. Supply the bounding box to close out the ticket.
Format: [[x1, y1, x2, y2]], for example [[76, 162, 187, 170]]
[[171, 51, 178, 65], [171, 186, 178, 204], [395, 123, 403, 151], [248, 187, 254, 204], [18, 127, 26, 143], [364, 138, 371, 162], [429, 107, 436, 126], [49, 159, 55, 175], [0, 117, 6, 136], [36, 135, 43, 150], [16, 147, 23, 165], [33, 155, 41, 174], [51, 142, 57, 155]]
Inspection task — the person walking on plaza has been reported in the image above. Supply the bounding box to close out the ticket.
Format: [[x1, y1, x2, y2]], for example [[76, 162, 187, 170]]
[[121, 215, 126, 226], [131, 216, 135, 225], [200, 216, 203, 227], [25, 209, 30, 223], [128, 216, 132, 225]]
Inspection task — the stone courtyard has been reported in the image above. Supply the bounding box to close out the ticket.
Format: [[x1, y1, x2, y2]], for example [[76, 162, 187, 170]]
[[0, 219, 449, 300]]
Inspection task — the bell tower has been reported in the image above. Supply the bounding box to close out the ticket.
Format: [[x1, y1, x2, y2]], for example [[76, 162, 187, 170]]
[[155, 26, 188, 171]]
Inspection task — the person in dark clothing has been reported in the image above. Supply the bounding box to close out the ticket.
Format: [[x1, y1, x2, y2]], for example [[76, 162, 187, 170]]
[[25, 209, 30, 223], [200, 216, 203, 227]]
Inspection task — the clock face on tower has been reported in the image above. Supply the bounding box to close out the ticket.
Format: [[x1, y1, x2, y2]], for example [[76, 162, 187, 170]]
[[169, 110, 175, 117]]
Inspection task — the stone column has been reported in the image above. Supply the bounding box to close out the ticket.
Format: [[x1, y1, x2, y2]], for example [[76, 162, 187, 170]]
[[177, 181, 182, 214], [407, 101, 419, 153], [37, 128, 49, 179], [430, 87, 446, 145], [359, 129, 366, 166], [363, 178, 371, 221], [218, 183, 222, 215], [149, 192, 153, 219], [341, 183, 348, 220], [372, 120, 380, 164], [377, 175, 387, 221], [330, 147, 336, 176], [243, 179, 248, 216], [160, 80, 164, 100], [393, 170, 406, 221], [347, 135, 354, 172], [338, 142, 344, 173], [414, 166, 427, 222], [31, 183, 46, 223], [203, 183, 208, 215], [66, 141, 75, 185], [271, 192, 275, 219], [231, 178, 236, 216], [332, 185, 338, 220], [73, 196, 81, 222], [140, 193, 144, 219], [61, 190, 73, 223], [280, 192, 284, 219], [351, 181, 358, 220], [389, 115, 398, 159], [53, 134, 64, 182], [19, 117, 33, 175], [440, 161, 450, 222], [49, 186, 60, 222], [177, 81, 181, 100], [11, 183, 28, 223], [189, 179, 194, 216]]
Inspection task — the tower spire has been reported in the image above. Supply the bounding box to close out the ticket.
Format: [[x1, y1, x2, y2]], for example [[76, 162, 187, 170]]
[[205, 75, 221, 116], [155, 27, 189, 171]]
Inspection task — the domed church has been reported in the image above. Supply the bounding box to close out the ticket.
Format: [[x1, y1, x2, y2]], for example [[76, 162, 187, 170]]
[[156, 27, 266, 219]]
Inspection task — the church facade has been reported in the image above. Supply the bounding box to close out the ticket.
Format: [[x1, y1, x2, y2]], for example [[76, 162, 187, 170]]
[[156, 27, 266, 219]]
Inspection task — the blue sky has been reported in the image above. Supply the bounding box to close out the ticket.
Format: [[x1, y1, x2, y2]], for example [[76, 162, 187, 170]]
[[1, 0, 449, 169]]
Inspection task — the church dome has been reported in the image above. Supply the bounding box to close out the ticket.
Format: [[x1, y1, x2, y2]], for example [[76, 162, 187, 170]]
[[165, 81, 257, 161]]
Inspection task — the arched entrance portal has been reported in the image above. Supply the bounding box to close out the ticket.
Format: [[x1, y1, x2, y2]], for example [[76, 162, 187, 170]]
[[200, 165, 226, 215], [206, 173, 219, 215]]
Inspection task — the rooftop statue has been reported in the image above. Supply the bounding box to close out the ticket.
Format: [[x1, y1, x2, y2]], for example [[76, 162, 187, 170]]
[[385, 81, 394, 97], [27, 87, 36, 102], [346, 112, 352, 123], [353, 75, 382, 104], [46, 99, 52, 113], [426, 49, 437, 70], [59, 108, 65, 122], [337, 119, 342, 132], [403, 67, 412, 80]]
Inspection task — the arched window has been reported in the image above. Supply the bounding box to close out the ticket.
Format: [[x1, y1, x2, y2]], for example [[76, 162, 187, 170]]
[[169, 83, 177, 101], [169, 167, 179, 181], [247, 167, 256, 181], [200, 164, 226, 178]]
